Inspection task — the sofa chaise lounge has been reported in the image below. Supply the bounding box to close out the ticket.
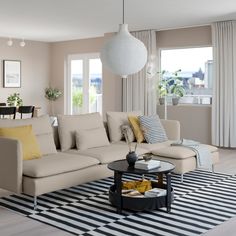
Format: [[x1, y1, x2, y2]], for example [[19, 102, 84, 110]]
[[0, 112, 219, 209]]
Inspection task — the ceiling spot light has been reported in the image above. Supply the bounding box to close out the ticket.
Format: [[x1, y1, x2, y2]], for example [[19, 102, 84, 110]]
[[7, 38, 13, 46], [20, 39, 26, 47]]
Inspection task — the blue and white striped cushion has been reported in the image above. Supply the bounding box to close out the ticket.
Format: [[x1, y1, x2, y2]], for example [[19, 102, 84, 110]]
[[139, 115, 168, 144]]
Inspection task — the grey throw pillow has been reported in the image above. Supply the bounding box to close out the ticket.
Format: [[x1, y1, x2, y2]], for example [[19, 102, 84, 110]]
[[121, 124, 135, 142], [139, 115, 168, 144]]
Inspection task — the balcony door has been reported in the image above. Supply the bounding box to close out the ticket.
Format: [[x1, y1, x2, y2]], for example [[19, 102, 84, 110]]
[[66, 53, 102, 115]]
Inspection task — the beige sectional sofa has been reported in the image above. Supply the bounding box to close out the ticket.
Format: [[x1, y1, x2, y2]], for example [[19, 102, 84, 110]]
[[0, 112, 219, 209]]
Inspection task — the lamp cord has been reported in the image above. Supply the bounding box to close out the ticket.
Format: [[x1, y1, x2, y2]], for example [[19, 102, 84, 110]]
[[122, 0, 125, 24]]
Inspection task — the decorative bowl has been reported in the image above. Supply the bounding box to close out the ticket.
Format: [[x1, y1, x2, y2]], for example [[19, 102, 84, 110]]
[[143, 154, 152, 162]]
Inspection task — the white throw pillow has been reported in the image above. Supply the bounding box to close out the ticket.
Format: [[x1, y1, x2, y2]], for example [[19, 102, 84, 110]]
[[106, 111, 142, 142], [57, 112, 104, 151], [75, 127, 110, 150]]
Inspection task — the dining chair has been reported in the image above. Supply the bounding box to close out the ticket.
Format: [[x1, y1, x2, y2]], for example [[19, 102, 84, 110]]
[[0, 107, 16, 119], [18, 106, 35, 119], [0, 103, 6, 106]]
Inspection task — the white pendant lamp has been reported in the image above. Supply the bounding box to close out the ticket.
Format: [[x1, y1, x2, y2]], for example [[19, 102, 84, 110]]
[[100, 0, 147, 78]]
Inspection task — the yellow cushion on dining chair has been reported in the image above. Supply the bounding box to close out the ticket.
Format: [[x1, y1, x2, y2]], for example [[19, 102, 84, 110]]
[[0, 125, 42, 160]]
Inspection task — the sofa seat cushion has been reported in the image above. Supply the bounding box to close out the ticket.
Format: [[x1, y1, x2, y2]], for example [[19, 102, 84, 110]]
[[66, 144, 147, 164], [23, 152, 99, 178], [152, 144, 218, 160]]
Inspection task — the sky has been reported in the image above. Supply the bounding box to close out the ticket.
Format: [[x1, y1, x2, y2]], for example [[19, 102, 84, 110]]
[[161, 47, 212, 73]]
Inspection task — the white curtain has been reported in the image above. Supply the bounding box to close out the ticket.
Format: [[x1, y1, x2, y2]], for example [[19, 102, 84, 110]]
[[212, 21, 236, 147], [122, 30, 157, 115]]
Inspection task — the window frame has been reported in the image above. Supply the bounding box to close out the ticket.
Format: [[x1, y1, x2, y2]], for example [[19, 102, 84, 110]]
[[65, 53, 102, 115], [158, 45, 213, 105]]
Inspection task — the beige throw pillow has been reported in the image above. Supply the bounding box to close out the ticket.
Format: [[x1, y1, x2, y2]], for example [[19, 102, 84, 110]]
[[75, 127, 110, 150], [57, 113, 104, 151]]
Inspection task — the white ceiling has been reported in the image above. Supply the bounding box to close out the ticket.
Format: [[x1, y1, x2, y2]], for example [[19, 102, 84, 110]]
[[0, 0, 236, 42]]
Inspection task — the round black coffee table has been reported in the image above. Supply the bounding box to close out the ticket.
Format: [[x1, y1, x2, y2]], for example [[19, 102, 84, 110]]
[[108, 159, 175, 213]]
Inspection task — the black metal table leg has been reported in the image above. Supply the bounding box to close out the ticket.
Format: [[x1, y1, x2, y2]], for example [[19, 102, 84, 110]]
[[157, 173, 164, 188], [166, 172, 172, 213], [114, 171, 123, 214]]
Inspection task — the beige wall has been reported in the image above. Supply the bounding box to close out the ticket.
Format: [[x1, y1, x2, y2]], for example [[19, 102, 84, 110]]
[[157, 25, 212, 49], [157, 105, 212, 144], [0, 38, 50, 115], [50, 34, 122, 118]]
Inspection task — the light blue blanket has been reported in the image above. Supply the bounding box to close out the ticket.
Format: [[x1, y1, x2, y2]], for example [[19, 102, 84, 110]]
[[171, 139, 212, 170]]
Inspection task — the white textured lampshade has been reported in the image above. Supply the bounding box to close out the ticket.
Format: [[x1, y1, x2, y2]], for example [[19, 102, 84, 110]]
[[100, 24, 147, 78]]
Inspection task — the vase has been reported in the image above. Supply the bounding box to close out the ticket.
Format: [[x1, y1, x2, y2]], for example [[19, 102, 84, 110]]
[[172, 97, 179, 105], [159, 97, 165, 105], [126, 151, 138, 167]]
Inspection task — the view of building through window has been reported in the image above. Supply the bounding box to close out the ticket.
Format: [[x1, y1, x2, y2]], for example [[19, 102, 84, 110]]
[[161, 47, 213, 104]]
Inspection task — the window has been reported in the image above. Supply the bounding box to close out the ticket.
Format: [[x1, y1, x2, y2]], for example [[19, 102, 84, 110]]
[[160, 47, 213, 104], [66, 54, 102, 115]]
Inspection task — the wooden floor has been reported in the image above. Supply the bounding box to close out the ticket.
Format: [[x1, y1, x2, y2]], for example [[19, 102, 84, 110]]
[[0, 148, 235, 236]]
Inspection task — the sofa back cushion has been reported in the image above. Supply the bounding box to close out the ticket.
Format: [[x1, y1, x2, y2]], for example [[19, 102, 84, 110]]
[[57, 112, 104, 151], [0, 115, 57, 156], [75, 127, 110, 150], [106, 111, 142, 142]]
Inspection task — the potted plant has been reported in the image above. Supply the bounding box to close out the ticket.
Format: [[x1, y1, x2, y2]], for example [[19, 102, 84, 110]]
[[158, 78, 168, 105], [169, 71, 185, 105], [45, 87, 62, 117], [45, 87, 62, 101], [121, 125, 138, 167], [7, 93, 23, 107]]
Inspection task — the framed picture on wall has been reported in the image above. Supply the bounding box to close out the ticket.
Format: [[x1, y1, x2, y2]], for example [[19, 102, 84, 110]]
[[3, 60, 21, 88]]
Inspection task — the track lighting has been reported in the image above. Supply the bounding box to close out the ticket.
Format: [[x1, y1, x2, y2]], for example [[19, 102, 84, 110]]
[[20, 39, 26, 47], [6, 38, 27, 47]]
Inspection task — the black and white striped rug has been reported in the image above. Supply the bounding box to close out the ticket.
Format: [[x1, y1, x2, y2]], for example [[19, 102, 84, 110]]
[[0, 170, 236, 236]]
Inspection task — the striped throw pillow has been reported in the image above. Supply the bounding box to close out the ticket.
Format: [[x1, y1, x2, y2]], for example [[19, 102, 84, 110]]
[[139, 115, 168, 144]]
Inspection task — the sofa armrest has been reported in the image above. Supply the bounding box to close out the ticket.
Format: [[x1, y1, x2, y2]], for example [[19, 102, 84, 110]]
[[0, 137, 23, 194], [160, 119, 180, 140]]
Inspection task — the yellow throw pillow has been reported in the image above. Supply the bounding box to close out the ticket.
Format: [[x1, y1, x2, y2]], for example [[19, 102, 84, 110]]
[[0, 125, 42, 160], [122, 180, 152, 194], [128, 116, 145, 143]]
